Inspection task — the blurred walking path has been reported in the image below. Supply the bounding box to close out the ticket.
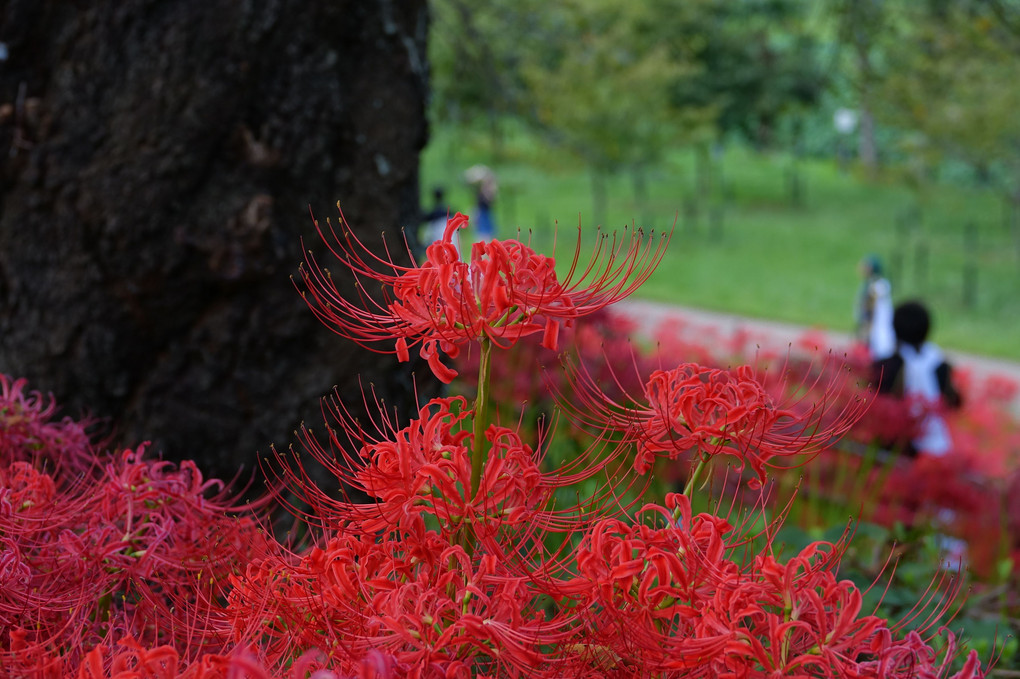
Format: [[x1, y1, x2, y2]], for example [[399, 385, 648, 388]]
[[615, 299, 1020, 419]]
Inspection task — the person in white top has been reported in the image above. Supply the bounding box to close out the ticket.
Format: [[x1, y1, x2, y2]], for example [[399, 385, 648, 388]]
[[873, 300, 962, 457], [855, 255, 896, 360]]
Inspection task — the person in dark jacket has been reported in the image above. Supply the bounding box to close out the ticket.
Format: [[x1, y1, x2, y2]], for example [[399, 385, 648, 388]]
[[419, 186, 460, 258]]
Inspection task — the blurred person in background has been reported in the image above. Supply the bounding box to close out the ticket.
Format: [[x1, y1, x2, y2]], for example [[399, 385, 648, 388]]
[[873, 300, 962, 457], [419, 186, 460, 258], [465, 164, 498, 242], [855, 254, 896, 360]]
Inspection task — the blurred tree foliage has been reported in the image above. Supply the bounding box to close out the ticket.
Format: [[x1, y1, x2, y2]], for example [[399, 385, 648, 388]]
[[428, 0, 1020, 207], [831, 0, 887, 173], [520, 1, 684, 171], [646, 0, 827, 148], [429, 0, 827, 161], [518, 1, 687, 222], [876, 1, 1020, 194]]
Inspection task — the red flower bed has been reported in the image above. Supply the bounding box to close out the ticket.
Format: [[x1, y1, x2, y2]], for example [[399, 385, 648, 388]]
[[0, 211, 995, 677]]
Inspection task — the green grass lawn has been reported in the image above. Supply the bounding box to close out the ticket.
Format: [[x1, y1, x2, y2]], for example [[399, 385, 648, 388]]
[[422, 122, 1020, 361]]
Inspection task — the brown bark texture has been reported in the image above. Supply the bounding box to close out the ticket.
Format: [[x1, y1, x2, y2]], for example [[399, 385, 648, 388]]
[[0, 0, 432, 480]]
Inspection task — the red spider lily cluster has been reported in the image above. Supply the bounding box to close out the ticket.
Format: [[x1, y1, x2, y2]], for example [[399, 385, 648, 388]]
[[554, 306, 1020, 582], [0, 210, 993, 677], [466, 298, 1020, 584], [0, 376, 280, 677]]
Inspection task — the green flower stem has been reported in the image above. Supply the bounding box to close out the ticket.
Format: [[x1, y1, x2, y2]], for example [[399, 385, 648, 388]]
[[470, 336, 493, 499], [682, 450, 712, 498]]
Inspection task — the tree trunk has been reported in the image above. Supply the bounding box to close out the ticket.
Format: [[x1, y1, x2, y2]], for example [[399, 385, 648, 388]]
[[0, 1, 433, 481]]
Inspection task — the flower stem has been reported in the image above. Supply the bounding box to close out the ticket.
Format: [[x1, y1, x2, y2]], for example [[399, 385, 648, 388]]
[[470, 337, 493, 499], [682, 450, 712, 498]]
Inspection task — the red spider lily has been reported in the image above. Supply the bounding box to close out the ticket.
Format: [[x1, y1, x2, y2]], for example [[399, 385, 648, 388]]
[[0, 461, 110, 670], [226, 528, 577, 677], [562, 503, 736, 673], [344, 396, 546, 538], [269, 395, 546, 539], [0, 422, 274, 672], [297, 206, 669, 382], [739, 546, 887, 676], [271, 386, 649, 549], [0, 373, 100, 477], [636, 307, 1019, 581], [84, 448, 276, 653], [3, 177, 1003, 679], [559, 493, 980, 678], [859, 627, 985, 679], [67, 635, 398, 678], [561, 357, 867, 489]]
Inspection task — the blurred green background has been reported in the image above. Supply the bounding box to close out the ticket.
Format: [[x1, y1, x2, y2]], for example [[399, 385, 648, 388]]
[[421, 0, 1020, 360]]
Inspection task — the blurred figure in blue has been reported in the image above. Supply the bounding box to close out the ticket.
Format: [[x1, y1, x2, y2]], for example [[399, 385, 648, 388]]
[[465, 164, 498, 242], [855, 254, 896, 360], [419, 186, 460, 258]]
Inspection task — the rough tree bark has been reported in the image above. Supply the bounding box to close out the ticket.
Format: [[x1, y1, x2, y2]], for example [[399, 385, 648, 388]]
[[0, 1, 433, 480]]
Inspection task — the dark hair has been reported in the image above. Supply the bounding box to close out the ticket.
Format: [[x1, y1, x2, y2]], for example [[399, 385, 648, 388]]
[[892, 300, 931, 348]]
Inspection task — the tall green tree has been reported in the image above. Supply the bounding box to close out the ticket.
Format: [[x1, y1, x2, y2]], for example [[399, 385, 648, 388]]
[[428, 0, 552, 152], [877, 1, 1020, 182], [428, 0, 828, 211], [873, 1, 1020, 251], [519, 1, 689, 222], [831, 0, 888, 173], [649, 0, 827, 146], [644, 0, 828, 194]]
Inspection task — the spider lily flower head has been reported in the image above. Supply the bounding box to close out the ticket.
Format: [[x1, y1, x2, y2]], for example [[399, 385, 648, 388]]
[[353, 398, 547, 538], [0, 373, 100, 477], [297, 206, 670, 383], [276, 393, 551, 540], [0, 440, 277, 670], [632, 364, 789, 479], [562, 357, 867, 489], [274, 385, 647, 578]]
